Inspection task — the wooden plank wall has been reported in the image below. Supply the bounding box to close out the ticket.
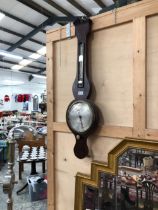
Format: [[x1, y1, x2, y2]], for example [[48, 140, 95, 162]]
[[46, 1, 158, 210]]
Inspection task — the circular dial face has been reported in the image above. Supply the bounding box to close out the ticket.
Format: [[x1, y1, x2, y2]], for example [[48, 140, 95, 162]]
[[67, 100, 95, 134]]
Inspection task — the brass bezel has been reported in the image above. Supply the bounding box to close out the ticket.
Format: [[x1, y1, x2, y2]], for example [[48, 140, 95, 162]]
[[74, 137, 158, 210]]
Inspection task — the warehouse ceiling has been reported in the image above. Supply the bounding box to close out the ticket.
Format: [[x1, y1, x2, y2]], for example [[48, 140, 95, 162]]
[[0, 0, 117, 76]]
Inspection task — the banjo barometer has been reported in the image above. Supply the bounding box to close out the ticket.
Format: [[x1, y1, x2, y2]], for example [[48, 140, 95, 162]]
[[66, 17, 99, 159]]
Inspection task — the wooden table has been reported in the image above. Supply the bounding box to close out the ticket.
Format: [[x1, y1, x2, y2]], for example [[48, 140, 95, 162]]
[[17, 148, 47, 194]]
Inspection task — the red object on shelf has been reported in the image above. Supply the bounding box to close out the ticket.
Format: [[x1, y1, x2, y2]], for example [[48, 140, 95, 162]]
[[17, 94, 23, 102], [4, 95, 10, 102], [17, 94, 31, 102]]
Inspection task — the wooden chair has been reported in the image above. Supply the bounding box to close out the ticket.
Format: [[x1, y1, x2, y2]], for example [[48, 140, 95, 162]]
[[17, 136, 46, 180]]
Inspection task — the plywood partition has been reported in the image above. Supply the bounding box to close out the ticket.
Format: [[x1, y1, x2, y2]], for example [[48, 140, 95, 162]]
[[46, 1, 158, 210], [147, 15, 158, 130]]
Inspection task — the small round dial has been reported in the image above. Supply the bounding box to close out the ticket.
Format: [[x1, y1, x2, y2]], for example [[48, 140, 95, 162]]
[[66, 100, 97, 135]]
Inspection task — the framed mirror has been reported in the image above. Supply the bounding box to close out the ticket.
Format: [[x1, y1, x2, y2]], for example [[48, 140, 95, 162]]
[[75, 138, 158, 210]]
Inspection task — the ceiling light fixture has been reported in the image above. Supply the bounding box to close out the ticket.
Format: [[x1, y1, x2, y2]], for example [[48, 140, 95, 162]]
[[37, 46, 46, 55], [33, 74, 46, 79], [19, 59, 32, 66], [29, 53, 42, 60], [11, 65, 23, 70], [0, 50, 23, 60], [0, 12, 5, 21]]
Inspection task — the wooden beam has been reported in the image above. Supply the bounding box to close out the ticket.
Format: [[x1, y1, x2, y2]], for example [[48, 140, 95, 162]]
[[133, 16, 146, 137], [67, 0, 91, 17], [96, 125, 133, 139], [145, 129, 158, 141], [47, 0, 158, 43], [46, 42, 55, 210], [52, 122, 133, 139]]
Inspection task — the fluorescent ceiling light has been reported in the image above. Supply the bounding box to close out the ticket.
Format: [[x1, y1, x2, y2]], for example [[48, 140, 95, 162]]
[[19, 59, 32, 66], [3, 80, 24, 85], [0, 12, 5, 21], [33, 74, 46, 79], [29, 53, 41, 59], [0, 50, 23, 60], [11, 65, 23, 70], [37, 46, 46, 55]]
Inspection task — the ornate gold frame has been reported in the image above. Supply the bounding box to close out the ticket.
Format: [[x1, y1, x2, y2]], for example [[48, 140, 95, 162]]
[[74, 137, 158, 210]]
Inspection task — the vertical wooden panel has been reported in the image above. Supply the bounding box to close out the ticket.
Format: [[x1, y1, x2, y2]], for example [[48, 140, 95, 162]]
[[146, 15, 158, 129], [54, 23, 133, 126], [90, 23, 133, 127], [46, 42, 55, 210], [133, 16, 146, 137], [54, 38, 77, 122], [55, 133, 121, 210]]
